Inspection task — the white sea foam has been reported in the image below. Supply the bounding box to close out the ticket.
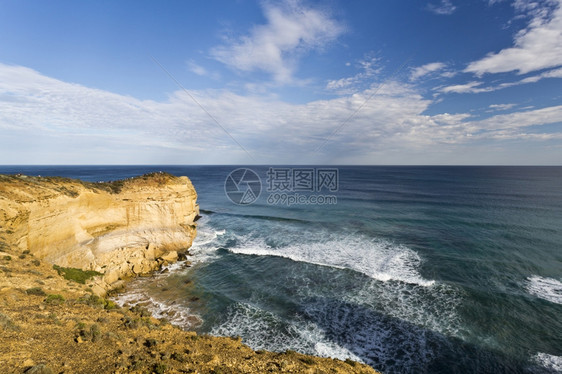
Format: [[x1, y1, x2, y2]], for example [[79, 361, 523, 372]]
[[112, 259, 203, 329], [113, 284, 202, 329], [526, 276, 562, 305], [228, 234, 435, 287], [115, 289, 202, 329], [115, 217, 462, 372], [210, 301, 364, 364], [214, 229, 468, 372], [188, 220, 225, 263], [349, 277, 464, 338], [210, 299, 444, 372], [533, 352, 562, 373]]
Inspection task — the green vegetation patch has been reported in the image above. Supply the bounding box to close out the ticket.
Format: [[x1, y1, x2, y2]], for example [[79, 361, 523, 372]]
[[45, 294, 65, 305], [53, 265, 102, 284], [92, 172, 175, 194], [26, 287, 46, 296], [55, 186, 79, 198], [78, 294, 119, 310]]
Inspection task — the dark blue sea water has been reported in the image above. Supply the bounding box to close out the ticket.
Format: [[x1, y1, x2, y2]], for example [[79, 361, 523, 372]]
[[1, 165, 561, 374]]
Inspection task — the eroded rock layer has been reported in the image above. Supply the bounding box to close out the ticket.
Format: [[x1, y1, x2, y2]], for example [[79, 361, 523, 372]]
[[0, 172, 198, 294]]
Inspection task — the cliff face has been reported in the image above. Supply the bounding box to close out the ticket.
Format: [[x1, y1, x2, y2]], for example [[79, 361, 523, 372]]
[[0, 172, 199, 294], [0, 173, 381, 374]]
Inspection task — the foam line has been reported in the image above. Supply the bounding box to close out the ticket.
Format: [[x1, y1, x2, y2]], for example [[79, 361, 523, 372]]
[[227, 235, 435, 287], [526, 276, 562, 305]]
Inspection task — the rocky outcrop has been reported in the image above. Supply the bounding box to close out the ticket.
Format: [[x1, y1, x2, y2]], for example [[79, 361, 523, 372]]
[[0, 253, 379, 374], [0, 172, 198, 295]]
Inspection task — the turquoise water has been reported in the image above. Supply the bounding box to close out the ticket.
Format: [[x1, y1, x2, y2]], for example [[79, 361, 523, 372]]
[[2, 166, 561, 373]]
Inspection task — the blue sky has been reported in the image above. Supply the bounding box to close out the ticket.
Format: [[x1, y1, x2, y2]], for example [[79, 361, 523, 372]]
[[0, 0, 561, 164]]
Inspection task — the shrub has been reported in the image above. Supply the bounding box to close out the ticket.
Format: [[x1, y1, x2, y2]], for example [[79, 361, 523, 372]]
[[48, 312, 61, 325], [53, 265, 102, 284], [300, 357, 316, 365], [130, 305, 151, 317], [104, 299, 118, 310], [153, 364, 167, 374], [26, 287, 46, 296], [90, 324, 101, 342], [74, 322, 100, 342], [0, 312, 19, 331], [122, 316, 139, 329], [45, 294, 65, 305], [77, 294, 117, 309], [144, 338, 158, 348]]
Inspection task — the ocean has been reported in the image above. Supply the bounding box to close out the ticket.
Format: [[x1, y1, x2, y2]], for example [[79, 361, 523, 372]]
[[1, 165, 561, 374]]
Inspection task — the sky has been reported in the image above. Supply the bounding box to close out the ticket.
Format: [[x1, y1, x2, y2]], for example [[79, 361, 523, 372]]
[[0, 0, 561, 165]]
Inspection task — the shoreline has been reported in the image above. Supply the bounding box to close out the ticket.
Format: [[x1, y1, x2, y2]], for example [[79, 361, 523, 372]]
[[0, 251, 378, 373], [0, 173, 379, 373]]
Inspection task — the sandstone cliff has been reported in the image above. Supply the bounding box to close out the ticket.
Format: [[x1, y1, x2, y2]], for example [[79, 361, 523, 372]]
[[0, 173, 380, 374], [0, 172, 199, 295]]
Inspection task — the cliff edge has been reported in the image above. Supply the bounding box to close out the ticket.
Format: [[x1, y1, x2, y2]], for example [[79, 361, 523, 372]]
[[0, 173, 379, 373], [0, 172, 199, 295]]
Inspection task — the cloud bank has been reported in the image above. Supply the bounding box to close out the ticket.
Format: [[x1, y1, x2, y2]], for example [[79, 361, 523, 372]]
[[210, 0, 345, 84], [465, 0, 562, 75], [1, 63, 561, 165]]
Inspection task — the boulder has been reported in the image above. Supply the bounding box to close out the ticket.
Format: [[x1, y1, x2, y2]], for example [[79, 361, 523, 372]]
[[160, 251, 178, 263]]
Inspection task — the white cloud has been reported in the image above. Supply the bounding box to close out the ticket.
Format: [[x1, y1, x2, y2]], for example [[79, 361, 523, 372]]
[[439, 65, 562, 94], [465, 0, 562, 75], [187, 60, 221, 80], [439, 81, 485, 93], [474, 105, 562, 131], [1, 63, 561, 164], [440, 71, 457, 78], [0, 63, 432, 163], [391, 105, 562, 151], [210, 0, 345, 84], [326, 77, 356, 91], [410, 62, 447, 81], [325, 55, 381, 94], [488, 103, 517, 111], [427, 0, 457, 15], [537, 65, 562, 77], [187, 61, 207, 76]]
